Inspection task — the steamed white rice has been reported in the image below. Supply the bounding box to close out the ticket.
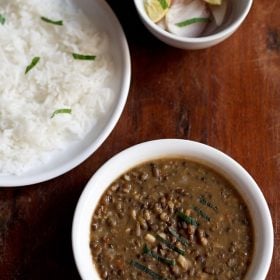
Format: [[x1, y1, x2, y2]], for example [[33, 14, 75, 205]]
[[0, 0, 115, 175]]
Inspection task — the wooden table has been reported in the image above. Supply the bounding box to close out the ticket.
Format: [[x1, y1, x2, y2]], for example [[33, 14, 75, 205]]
[[0, 0, 279, 279]]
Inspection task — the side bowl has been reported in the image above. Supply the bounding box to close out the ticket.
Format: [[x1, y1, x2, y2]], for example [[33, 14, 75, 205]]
[[133, 0, 253, 49], [72, 139, 273, 280]]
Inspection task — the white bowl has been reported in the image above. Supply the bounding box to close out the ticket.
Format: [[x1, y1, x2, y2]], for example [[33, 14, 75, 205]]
[[0, 0, 131, 187], [133, 0, 253, 49], [72, 139, 273, 280]]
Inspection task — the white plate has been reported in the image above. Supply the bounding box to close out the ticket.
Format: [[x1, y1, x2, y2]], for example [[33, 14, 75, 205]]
[[0, 0, 131, 187]]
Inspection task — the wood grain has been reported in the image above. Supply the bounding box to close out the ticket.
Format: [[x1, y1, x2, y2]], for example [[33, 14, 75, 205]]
[[0, 0, 279, 279]]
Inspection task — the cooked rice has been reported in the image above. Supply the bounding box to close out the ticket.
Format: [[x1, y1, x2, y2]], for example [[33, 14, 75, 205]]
[[0, 0, 115, 175]]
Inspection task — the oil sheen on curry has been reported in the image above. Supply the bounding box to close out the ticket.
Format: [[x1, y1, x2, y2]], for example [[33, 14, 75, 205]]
[[90, 159, 254, 280]]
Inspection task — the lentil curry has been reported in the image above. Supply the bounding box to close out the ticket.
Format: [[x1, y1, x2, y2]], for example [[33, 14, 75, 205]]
[[90, 159, 254, 280]]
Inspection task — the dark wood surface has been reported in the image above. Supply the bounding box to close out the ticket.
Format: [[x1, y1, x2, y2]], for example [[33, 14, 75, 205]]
[[0, 0, 279, 279]]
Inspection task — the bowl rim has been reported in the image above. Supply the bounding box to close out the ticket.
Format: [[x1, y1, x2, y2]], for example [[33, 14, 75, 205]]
[[72, 139, 274, 280], [0, 0, 131, 187], [133, 0, 253, 43]]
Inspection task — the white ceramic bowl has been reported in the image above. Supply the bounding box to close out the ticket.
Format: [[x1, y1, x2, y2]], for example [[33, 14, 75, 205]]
[[72, 139, 273, 280], [0, 0, 131, 187], [133, 0, 253, 49]]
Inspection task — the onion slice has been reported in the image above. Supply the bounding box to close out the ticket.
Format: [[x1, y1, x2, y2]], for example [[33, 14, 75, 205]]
[[209, 0, 228, 26], [166, 0, 210, 37]]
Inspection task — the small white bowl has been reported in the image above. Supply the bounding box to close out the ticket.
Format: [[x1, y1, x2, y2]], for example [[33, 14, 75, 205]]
[[72, 139, 273, 280], [133, 0, 253, 49]]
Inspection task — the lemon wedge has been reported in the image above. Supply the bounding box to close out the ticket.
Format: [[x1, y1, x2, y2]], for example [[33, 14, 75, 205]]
[[204, 0, 222, 5], [144, 0, 171, 23]]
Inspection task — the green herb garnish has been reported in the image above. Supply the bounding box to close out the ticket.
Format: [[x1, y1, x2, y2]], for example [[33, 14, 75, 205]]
[[0, 14, 5, 25], [25, 57, 40, 74], [130, 260, 167, 280], [158, 0, 169, 9], [177, 211, 199, 226], [175, 17, 210, 27], [156, 234, 185, 255], [51, 108, 72, 118], [168, 227, 189, 246], [143, 244, 176, 266], [193, 206, 210, 222], [72, 53, 96, 61], [199, 195, 218, 212], [41, 16, 63, 26]]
